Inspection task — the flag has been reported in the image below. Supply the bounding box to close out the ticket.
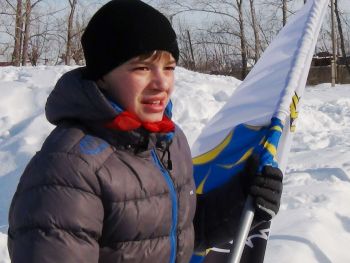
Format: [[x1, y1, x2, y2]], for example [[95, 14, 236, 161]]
[[190, 0, 329, 262]]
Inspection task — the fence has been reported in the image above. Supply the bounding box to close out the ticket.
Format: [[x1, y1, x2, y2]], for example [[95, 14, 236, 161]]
[[307, 65, 350, 85]]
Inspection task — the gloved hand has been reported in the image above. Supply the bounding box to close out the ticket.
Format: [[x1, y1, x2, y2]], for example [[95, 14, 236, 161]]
[[193, 155, 283, 251], [243, 155, 283, 221]]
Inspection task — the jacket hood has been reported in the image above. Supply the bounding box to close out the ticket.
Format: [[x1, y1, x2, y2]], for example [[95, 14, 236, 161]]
[[45, 68, 117, 125]]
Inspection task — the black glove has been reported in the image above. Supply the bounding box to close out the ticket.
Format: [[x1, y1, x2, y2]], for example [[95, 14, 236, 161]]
[[243, 155, 283, 221], [194, 155, 283, 251]]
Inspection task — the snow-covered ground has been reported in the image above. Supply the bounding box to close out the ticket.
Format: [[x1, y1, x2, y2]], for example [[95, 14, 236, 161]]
[[0, 66, 350, 262]]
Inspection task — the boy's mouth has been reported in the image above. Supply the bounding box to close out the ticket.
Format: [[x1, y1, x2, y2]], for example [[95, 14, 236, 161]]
[[141, 95, 166, 105], [150, 100, 161, 105], [141, 97, 166, 113]]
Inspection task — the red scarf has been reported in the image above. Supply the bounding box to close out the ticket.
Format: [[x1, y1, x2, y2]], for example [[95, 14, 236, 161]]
[[105, 111, 175, 133]]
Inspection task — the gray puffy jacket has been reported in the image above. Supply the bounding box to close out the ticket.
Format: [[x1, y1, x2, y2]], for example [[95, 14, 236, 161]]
[[8, 68, 246, 263]]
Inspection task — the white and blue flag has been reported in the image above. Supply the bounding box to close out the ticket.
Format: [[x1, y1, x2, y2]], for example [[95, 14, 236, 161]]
[[190, 0, 329, 262]]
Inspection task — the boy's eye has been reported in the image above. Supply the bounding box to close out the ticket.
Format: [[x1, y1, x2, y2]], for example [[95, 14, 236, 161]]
[[133, 66, 149, 71], [165, 66, 176, 71]]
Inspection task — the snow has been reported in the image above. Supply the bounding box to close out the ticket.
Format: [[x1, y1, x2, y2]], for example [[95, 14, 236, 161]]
[[265, 83, 350, 263], [1, 66, 350, 262]]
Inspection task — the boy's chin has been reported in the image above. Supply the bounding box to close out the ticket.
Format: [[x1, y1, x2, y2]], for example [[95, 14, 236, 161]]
[[143, 117, 163, 123], [139, 113, 164, 123]]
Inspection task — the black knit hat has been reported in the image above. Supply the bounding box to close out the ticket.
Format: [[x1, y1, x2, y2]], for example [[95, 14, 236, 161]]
[[81, 0, 179, 80]]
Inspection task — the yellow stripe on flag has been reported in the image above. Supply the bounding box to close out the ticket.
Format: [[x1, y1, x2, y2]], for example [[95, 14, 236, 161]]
[[196, 171, 210, 194], [218, 147, 254, 169], [271, 125, 283, 132], [263, 141, 277, 157], [193, 131, 233, 165]]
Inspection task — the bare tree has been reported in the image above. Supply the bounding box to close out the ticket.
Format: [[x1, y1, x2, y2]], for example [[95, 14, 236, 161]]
[[176, 21, 195, 69], [334, 0, 350, 74], [20, 0, 43, 65], [65, 0, 78, 65], [27, 12, 50, 65], [2, 0, 45, 66], [282, 0, 287, 26], [249, 0, 261, 63], [165, 0, 249, 78], [71, 13, 86, 65], [236, 0, 247, 78], [21, 0, 31, 65], [0, 0, 106, 65], [1, 0, 347, 72], [12, 0, 23, 66], [261, 0, 295, 30], [186, 30, 196, 69]]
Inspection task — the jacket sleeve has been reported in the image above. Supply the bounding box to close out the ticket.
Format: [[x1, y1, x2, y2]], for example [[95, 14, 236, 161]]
[[193, 174, 247, 252], [8, 152, 104, 263]]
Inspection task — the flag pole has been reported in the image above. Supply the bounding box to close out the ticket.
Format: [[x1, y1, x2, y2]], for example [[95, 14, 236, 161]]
[[227, 196, 255, 263]]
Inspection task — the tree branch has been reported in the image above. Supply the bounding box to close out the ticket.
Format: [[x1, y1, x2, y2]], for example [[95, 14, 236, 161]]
[[4, 0, 16, 11]]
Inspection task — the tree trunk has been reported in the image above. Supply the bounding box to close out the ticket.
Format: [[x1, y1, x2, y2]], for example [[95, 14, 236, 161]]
[[12, 0, 23, 66], [237, 0, 247, 79], [187, 30, 196, 70], [334, 0, 350, 74], [22, 0, 31, 66], [282, 0, 287, 26], [249, 0, 261, 63], [66, 0, 77, 65]]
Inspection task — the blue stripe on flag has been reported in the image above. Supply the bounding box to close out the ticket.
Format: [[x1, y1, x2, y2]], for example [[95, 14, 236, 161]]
[[193, 123, 268, 194]]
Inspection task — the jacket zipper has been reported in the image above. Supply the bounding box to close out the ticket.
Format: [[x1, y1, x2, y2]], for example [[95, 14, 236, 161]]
[[151, 148, 177, 263]]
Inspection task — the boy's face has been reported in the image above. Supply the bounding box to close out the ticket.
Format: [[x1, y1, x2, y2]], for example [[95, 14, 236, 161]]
[[98, 51, 176, 122]]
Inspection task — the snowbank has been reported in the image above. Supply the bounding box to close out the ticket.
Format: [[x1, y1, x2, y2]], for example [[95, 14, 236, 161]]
[[1, 66, 350, 262]]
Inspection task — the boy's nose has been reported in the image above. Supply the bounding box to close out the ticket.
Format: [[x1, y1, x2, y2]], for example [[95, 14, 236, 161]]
[[152, 71, 172, 91]]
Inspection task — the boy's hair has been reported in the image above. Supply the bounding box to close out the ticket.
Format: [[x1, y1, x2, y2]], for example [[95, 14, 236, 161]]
[[82, 0, 179, 80], [136, 51, 176, 63]]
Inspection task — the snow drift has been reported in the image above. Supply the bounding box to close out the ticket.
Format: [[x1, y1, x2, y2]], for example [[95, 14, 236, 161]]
[[1, 66, 350, 262]]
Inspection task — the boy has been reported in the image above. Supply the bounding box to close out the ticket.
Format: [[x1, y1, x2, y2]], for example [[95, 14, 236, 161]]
[[8, 1, 283, 262]]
